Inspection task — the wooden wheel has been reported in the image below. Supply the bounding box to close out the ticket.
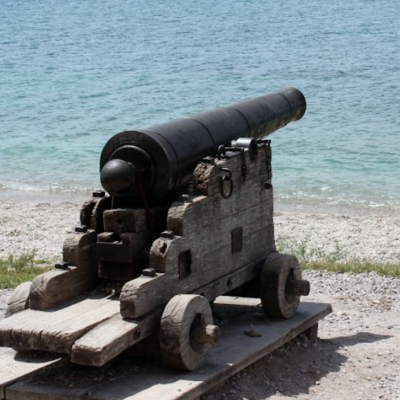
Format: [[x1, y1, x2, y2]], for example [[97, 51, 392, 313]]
[[260, 253, 310, 318], [160, 294, 220, 371]]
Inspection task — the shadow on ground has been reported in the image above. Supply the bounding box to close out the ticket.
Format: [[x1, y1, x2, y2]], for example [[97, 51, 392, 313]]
[[201, 331, 391, 400]]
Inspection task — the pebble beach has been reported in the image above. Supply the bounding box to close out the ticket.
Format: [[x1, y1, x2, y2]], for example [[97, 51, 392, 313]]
[[0, 193, 399, 264], [0, 194, 400, 399], [1, 192, 399, 317]]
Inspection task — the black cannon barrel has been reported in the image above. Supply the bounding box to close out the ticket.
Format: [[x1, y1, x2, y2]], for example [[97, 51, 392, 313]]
[[100, 87, 306, 202]]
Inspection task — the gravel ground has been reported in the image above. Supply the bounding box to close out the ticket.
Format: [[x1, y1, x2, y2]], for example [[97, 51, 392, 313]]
[[0, 271, 399, 399], [203, 270, 400, 400], [0, 197, 399, 399]]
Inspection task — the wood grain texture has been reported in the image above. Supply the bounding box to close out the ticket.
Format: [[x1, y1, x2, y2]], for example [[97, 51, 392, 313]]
[[6, 380, 96, 400], [90, 196, 112, 233], [29, 230, 99, 310], [71, 309, 161, 366], [62, 230, 98, 271], [4, 302, 331, 400], [159, 294, 213, 371], [120, 148, 275, 319], [0, 348, 61, 399], [80, 197, 98, 229], [29, 267, 98, 311], [0, 295, 118, 354], [103, 208, 148, 233], [121, 224, 273, 318], [5, 281, 32, 317], [260, 253, 302, 318], [38, 297, 120, 353]]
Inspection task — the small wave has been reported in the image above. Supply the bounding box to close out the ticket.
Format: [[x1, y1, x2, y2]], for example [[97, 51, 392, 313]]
[[0, 180, 94, 196], [274, 190, 400, 216]]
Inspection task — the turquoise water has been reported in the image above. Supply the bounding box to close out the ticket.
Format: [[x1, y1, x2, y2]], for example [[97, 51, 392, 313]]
[[1, 0, 399, 213]]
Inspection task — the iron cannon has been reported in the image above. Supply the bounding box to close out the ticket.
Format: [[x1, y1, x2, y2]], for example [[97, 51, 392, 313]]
[[100, 87, 306, 202], [1, 88, 310, 372]]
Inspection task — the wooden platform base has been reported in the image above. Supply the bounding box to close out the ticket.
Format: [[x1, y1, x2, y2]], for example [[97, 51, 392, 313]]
[[1, 299, 331, 400]]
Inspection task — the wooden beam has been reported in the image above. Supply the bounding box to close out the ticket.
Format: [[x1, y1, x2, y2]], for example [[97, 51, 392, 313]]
[[71, 310, 162, 367], [0, 348, 61, 399], [4, 301, 332, 400], [0, 294, 119, 354]]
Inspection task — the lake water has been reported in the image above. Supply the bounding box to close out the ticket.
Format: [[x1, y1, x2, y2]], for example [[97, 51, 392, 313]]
[[1, 0, 399, 214]]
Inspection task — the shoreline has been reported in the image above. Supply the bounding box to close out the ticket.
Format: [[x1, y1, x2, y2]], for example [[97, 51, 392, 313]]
[[0, 190, 399, 264], [1, 187, 399, 217]]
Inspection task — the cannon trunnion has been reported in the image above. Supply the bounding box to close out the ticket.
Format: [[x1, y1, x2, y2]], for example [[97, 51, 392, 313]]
[[1, 88, 310, 371]]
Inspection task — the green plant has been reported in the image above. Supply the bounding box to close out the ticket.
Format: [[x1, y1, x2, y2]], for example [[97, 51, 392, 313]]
[[0, 251, 53, 289], [276, 235, 400, 277], [303, 260, 400, 277]]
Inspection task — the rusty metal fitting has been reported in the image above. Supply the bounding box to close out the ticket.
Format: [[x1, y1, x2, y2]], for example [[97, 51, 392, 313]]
[[201, 156, 214, 165], [92, 190, 105, 198], [161, 230, 175, 239], [219, 168, 234, 199], [75, 225, 88, 233], [180, 194, 191, 203], [142, 268, 157, 277], [54, 261, 69, 270]]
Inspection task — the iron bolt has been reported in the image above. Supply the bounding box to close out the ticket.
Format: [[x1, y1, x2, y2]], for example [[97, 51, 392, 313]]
[[142, 268, 156, 277], [161, 230, 175, 239], [264, 183, 272, 190], [201, 156, 214, 165], [93, 190, 105, 198], [55, 261, 69, 270], [180, 194, 191, 203], [75, 225, 88, 233]]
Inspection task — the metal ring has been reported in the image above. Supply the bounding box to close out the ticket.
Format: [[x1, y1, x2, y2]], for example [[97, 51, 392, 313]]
[[217, 145, 226, 160], [219, 168, 233, 199]]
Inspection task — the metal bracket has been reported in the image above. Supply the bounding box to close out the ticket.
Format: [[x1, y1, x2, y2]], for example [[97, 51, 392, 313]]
[[240, 151, 247, 182], [258, 140, 272, 180]]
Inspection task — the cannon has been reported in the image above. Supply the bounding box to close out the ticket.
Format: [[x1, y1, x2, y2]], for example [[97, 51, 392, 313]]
[[100, 86, 305, 202], [1, 88, 310, 371]]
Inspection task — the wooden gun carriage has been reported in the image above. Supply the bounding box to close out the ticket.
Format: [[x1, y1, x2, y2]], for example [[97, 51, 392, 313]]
[[1, 88, 310, 371]]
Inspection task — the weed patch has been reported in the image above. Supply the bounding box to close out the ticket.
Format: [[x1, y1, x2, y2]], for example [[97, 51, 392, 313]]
[[276, 235, 400, 278], [0, 251, 53, 289]]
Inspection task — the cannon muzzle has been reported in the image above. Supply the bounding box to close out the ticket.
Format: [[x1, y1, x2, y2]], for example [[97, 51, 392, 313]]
[[100, 87, 306, 202]]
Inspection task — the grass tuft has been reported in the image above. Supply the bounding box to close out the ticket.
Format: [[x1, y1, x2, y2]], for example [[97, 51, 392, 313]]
[[302, 260, 400, 277], [1, 239, 399, 290], [0, 251, 53, 289], [276, 235, 400, 278]]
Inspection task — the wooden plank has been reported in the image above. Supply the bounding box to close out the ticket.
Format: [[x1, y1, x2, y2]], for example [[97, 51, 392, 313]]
[[71, 309, 162, 367], [121, 223, 274, 318], [6, 379, 96, 400], [4, 301, 331, 400], [0, 348, 61, 399], [165, 199, 273, 254], [29, 230, 99, 311], [167, 185, 273, 239], [38, 297, 120, 353], [0, 306, 58, 347], [29, 267, 98, 310], [90, 301, 333, 400], [0, 294, 118, 353]]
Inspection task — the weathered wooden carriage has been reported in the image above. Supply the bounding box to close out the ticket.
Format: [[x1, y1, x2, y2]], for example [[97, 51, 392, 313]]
[[0, 88, 310, 371]]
